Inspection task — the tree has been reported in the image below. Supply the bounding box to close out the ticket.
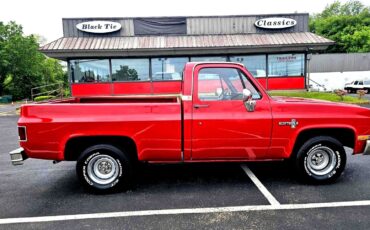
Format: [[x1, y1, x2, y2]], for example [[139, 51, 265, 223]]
[[0, 21, 66, 100], [112, 65, 139, 81], [310, 0, 370, 53]]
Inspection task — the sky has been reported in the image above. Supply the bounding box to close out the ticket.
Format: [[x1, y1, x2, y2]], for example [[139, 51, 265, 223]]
[[0, 0, 370, 43]]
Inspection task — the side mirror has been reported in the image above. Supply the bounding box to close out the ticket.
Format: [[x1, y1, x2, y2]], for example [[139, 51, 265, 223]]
[[242, 89, 256, 112], [242, 89, 253, 102], [216, 88, 223, 96]]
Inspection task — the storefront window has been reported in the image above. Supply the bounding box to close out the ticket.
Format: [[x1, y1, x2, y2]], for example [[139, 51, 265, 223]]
[[190, 56, 227, 62], [230, 55, 266, 78], [268, 54, 305, 77], [70, 59, 110, 83], [151, 57, 188, 81], [111, 59, 150, 81]]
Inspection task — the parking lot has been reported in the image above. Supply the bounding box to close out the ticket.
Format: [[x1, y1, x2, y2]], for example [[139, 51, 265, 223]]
[[1, 115, 370, 229]]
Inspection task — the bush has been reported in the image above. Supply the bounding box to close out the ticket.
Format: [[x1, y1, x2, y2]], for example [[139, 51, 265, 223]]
[[357, 90, 367, 100], [334, 89, 348, 101], [34, 95, 56, 102]]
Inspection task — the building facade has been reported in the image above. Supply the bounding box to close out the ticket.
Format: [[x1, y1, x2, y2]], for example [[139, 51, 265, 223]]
[[40, 14, 334, 97], [309, 53, 370, 91]]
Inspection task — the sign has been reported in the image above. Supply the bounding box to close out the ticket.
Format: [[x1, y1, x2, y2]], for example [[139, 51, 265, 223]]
[[76, 21, 122, 34], [254, 17, 297, 29]]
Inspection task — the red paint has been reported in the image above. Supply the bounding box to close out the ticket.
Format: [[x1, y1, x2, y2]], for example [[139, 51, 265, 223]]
[[113, 82, 152, 95], [71, 83, 112, 96], [256, 76, 305, 90], [17, 63, 370, 163], [152, 81, 182, 94]]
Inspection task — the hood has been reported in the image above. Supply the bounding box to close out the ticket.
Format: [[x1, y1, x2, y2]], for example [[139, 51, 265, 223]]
[[271, 96, 362, 108]]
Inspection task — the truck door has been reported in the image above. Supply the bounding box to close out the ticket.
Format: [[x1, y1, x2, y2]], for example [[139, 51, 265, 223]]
[[191, 64, 272, 160]]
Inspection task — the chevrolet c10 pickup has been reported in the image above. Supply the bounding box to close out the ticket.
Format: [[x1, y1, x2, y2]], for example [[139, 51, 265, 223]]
[[9, 62, 370, 192]]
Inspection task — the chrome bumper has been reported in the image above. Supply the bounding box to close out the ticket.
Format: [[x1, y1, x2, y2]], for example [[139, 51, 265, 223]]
[[363, 140, 370, 155], [9, 147, 27, 166]]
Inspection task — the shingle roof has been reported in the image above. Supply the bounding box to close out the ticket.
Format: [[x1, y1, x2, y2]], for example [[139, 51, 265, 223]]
[[41, 32, 333, 50], [40, 32, 334, 60]]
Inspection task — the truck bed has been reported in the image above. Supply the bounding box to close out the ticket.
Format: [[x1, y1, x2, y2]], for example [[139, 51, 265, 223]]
[[19, 95, 182, 161]]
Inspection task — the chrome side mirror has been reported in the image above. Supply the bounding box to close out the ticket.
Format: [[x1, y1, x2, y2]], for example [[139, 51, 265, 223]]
[[215, 87, 223, 96], [242, 89, 256, 112]]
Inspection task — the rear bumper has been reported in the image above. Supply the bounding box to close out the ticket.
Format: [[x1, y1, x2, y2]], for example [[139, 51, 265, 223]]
[[9, 147, 28, 166], [363, 140, 370, 155]]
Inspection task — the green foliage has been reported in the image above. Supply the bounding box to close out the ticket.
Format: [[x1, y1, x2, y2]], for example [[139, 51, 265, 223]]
[[0, 21, 66, 100], [269, 91, 369, 104], [310, 0, 370, 53], [112, 65, 139, 81], [34, 95, 56, 102]]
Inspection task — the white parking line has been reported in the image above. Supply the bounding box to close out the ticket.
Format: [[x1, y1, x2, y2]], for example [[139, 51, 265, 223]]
[[1, 200, 370, 225], [240, 164, 280, 206], [0, 168, 72, 175]]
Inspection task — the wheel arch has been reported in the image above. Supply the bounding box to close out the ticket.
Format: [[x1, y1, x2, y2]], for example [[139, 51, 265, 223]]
[[64, 135, 138, 162], [290, 127, 356, 159]]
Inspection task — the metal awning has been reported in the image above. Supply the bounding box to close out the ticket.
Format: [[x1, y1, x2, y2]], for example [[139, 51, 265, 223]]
[[40, 32, 334, 60]]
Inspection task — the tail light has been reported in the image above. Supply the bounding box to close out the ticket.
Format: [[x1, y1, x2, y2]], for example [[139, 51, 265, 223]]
[[18, 126, 27, 141]]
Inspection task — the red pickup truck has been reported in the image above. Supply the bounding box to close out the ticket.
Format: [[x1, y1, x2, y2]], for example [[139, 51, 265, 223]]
[[10, 62, 370, 192]]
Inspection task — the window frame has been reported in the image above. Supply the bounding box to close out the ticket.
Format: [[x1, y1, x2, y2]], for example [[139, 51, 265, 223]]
[[110, 58, 151, 82], [150, 57, 189, 82], [196, 67, 263, 102], [69, 59, 111, 84], [267, 53, 305, 78]]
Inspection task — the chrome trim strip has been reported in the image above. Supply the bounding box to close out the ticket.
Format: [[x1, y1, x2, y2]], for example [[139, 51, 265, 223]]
[[9, 147, 25, 166], [181, 95, 192, 101], [363, 140, 370, 155]]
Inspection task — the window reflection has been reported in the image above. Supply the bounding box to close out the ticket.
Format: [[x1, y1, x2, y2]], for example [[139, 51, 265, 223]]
[[70, 59, 110, 83], [198, 68, 261, 101], [151, 57, 188, 81], [111, 59, 150, 82], [190, 56, 227, 62], [268, 54, 305, 77], [230, 55, 266, 78]]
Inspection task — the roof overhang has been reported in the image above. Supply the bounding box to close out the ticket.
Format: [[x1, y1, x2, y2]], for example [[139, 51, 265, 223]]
[[40, 32, 334, 61]]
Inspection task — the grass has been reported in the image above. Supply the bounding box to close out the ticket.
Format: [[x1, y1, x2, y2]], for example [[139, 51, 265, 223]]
[[269, 91, 370, 104]]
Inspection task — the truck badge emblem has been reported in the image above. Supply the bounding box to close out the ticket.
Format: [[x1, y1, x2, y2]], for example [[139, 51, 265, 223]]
[[279, 119, 298, 129]]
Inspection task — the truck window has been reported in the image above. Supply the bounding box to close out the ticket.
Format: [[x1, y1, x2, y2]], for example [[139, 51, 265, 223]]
[[354, 81, 359, 85], [358, 81, 364, 85], [198, 68, 261, 101]]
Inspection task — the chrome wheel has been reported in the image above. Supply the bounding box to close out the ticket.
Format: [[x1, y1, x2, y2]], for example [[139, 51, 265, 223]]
[[87, 154, 120, 185], [306, 146, 337, 176]]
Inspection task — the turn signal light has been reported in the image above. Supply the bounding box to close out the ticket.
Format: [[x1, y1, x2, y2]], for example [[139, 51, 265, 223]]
[[357, 135, 370, 141], [18, 126, 27, 141]]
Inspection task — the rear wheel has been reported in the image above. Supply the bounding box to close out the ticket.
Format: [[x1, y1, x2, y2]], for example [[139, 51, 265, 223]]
[[76, 144, 133, 193], [294, 136, 346, 183]]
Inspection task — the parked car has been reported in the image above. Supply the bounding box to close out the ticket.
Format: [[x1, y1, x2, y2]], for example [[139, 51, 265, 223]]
[[344, 80, 370, 93], [152, 72, 181, 81], [10, 62, 370, 193]]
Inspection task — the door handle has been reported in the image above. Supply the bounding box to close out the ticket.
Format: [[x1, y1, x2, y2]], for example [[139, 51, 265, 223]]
[[193, 104, 209, 109]]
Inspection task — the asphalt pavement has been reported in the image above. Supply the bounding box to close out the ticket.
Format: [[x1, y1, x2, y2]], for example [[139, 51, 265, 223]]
[[1, 115, 370, 229]]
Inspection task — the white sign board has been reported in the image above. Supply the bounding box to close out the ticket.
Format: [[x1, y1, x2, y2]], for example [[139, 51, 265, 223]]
[[254, 17, 297, 29], [76, 21, 122, 34]]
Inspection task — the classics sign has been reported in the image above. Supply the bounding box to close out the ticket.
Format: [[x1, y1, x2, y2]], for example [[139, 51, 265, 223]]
[[254, 17, 297, 29], [76, 21, 122, 34]]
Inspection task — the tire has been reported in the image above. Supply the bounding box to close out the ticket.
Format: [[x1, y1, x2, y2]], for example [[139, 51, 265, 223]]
[[294, 136, 346, 183], [76, 144, 133, 193]]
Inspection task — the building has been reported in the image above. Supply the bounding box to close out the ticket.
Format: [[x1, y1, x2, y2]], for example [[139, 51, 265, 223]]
[[40, 14, 334, 97], [309, 53, 370, 91]]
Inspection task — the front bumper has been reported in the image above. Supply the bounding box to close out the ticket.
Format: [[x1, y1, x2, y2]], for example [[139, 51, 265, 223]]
[[9, 147, 27, 166], [363, 140, 370, 155]]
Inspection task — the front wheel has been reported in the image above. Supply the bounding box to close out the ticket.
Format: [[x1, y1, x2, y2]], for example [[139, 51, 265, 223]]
[[294, 136, 346, 183], [76, 144, 133, 193]]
